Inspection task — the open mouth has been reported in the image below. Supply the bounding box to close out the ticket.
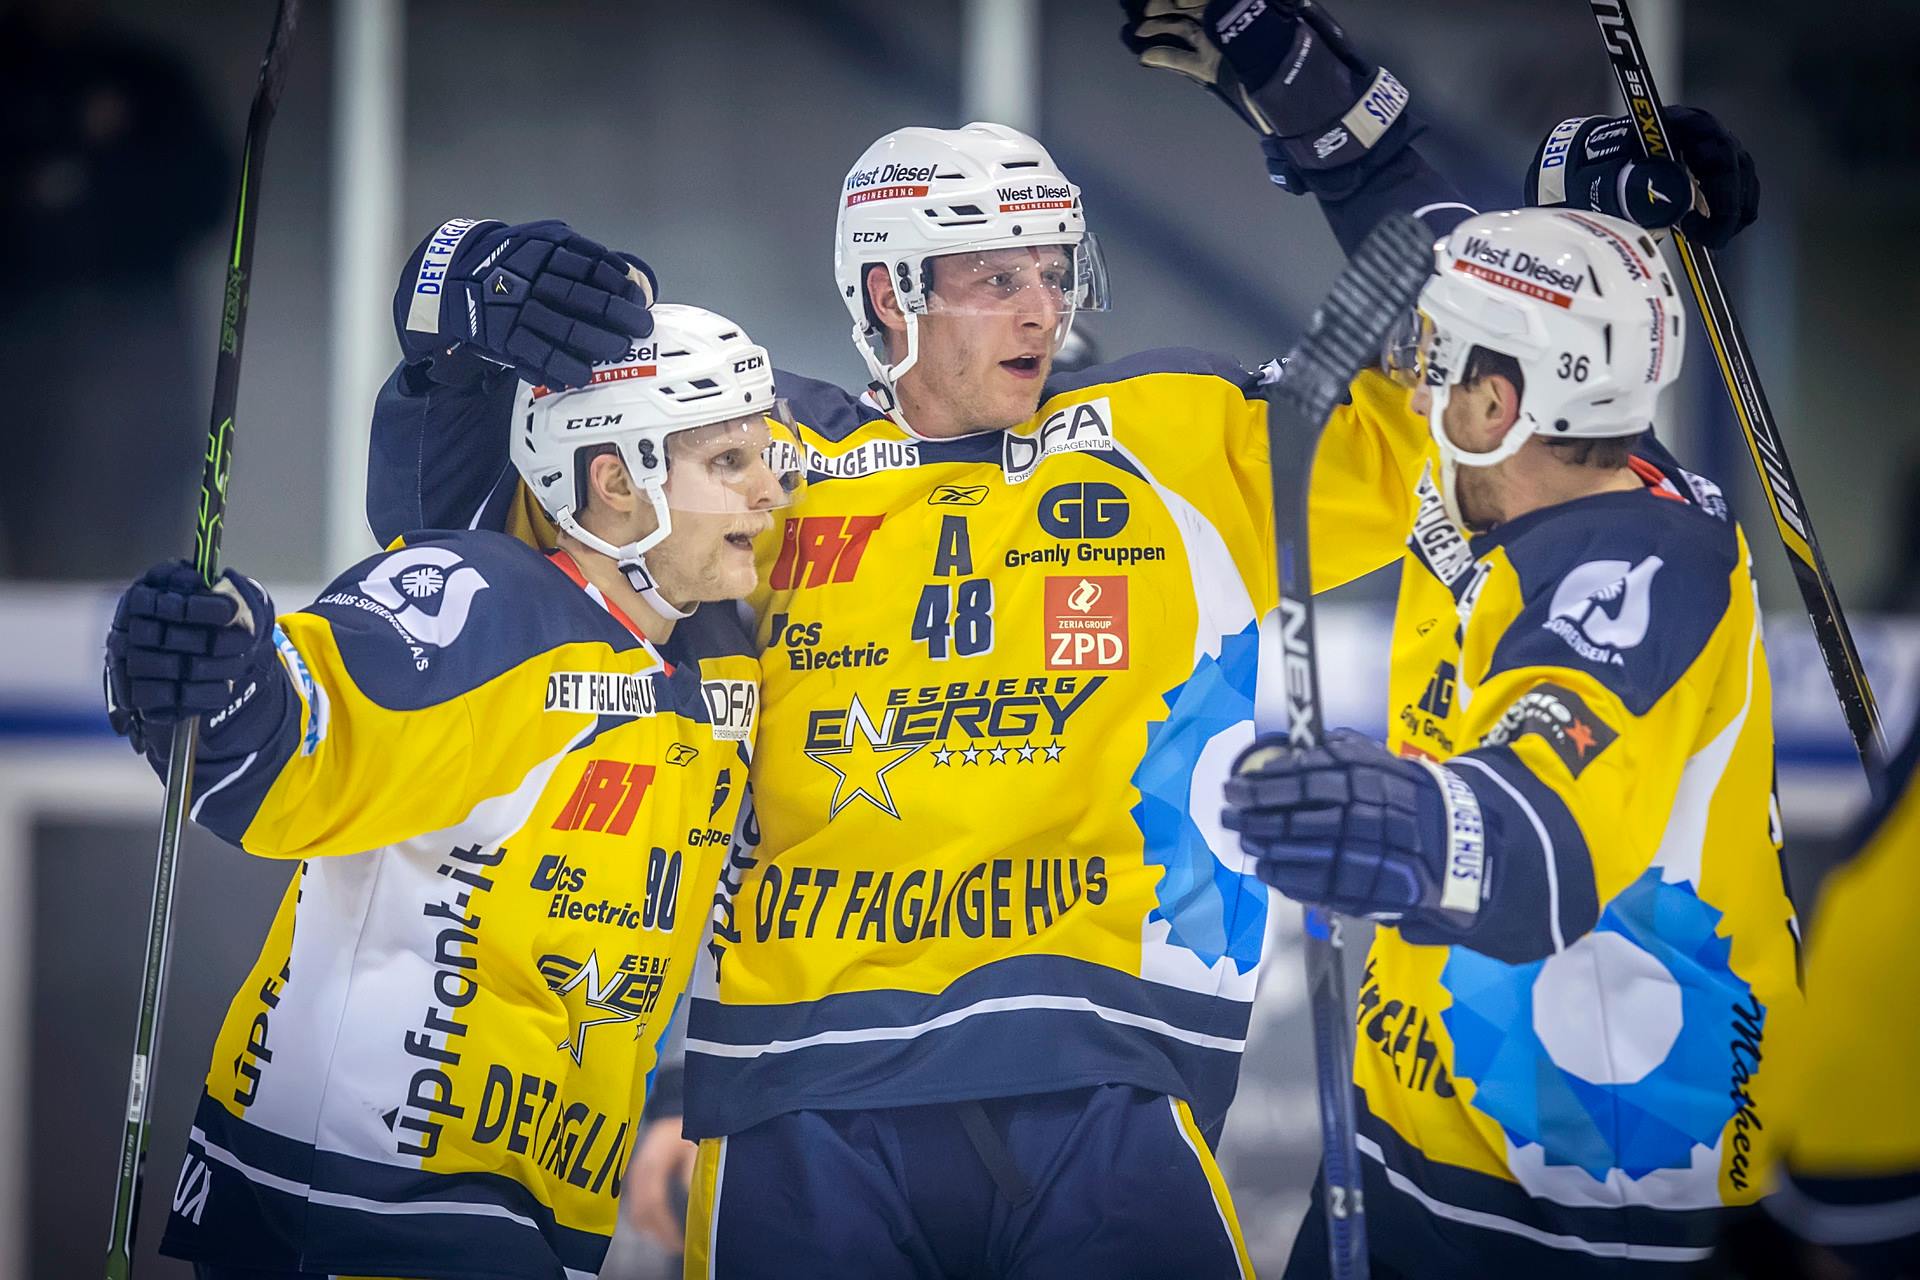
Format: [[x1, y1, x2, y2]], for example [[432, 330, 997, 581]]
[[1000, 355, 1043, 378], [724, 532, 756, 551]]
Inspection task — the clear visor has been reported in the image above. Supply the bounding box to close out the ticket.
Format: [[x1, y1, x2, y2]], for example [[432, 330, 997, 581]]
[[920, 235, 1111, 320], [660, 400, 806, 514], [1383, 309, 1469, 391]]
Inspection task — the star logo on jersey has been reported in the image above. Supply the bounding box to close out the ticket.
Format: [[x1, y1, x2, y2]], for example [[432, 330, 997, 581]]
[[804, 693, 925, 819], [541, 950, 642, 1067]]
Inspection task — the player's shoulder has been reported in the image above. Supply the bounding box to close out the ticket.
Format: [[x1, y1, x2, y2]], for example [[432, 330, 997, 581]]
[[1042, 347, 1257, 401], [774, 367, 881, 445], [1477, 449, 1748, 714], [1489, 452, 1742, 603], [301, 529, 645, 709]]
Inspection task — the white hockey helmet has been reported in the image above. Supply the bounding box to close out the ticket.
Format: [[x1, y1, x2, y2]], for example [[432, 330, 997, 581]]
[[1388, 208, 1685, 523], [512, 302, 804, 617], [833, 122, 1111, 421]]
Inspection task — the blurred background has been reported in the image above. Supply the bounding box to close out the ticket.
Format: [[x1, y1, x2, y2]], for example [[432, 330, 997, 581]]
[[1, 0, 1915, 1274]]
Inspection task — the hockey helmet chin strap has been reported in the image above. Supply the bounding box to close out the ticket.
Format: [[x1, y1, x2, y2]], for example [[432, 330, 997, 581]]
[[555, 482, 693, 623], [1423, 374, 1538, 531]]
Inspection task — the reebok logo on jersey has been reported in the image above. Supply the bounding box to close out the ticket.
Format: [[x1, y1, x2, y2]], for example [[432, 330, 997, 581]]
[[1002, 398, 1115, 484], [770, 514, 884, 590], [1045, 576, 1129, 670], [1545, 555, 1664, 666], [1481, 682, 1618, 776], [552, 760, 657, 836], [928, 484, 989, 507]]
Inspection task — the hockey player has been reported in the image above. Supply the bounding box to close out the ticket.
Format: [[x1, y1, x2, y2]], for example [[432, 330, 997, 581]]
[[1721, 724, 1920, 1279], [102, 304, 802, 1280], [360, 8, 1760, 1275], [1223, 207, 1799, 1277]]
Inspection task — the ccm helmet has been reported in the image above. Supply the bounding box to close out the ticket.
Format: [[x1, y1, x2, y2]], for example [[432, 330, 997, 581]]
[[833, 122, 1110, 423], [512, 302, 803, 617], [1389, 208, 1686, 524]]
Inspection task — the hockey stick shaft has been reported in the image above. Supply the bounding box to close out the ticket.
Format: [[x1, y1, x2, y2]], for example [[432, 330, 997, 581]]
[[1587, 0, 1886, 777], [105, 5, 300, 1275], [1262, 214, 1437, 1280]]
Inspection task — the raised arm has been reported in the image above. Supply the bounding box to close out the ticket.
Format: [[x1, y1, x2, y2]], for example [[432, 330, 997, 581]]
[[367, 218, 657, 545]]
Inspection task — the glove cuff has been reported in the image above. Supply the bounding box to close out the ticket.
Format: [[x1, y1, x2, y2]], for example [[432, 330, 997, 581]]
[[1409, 759, 1488, 921], [393, 217, 501, 363]]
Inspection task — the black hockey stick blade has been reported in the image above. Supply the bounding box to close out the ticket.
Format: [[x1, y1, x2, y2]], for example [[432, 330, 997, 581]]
[[1587, 0, 1886, 778], [1273, 212, 1438, 439], [106, 4, 300, 1278]]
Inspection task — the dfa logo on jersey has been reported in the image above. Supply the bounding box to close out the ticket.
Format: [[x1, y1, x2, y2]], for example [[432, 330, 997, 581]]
[[1002, 397, 1115, 484], [1544, 555, 1664, 666], [701, 679, 756, 742]]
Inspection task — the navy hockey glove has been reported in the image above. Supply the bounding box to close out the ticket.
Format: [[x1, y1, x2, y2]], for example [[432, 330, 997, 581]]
[[393, 217, 657, 390], [1526, 106, 1759, 249], [104, 561, 278, 755], [1120, 0, 1413, 199], [1223, 728, 1488, 931]]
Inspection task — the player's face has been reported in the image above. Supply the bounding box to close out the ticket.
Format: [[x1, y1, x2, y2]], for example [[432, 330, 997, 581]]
[[911, 247, 1073, 434], [646, 420, 790, 602]]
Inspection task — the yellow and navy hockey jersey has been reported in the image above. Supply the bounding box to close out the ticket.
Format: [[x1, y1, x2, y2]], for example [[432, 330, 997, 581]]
[[1358, 450, 1801, 1273], [1765, 727, 1920, 1268], [365, 356, 1428, 1143], [153, 530, 756, 1280]]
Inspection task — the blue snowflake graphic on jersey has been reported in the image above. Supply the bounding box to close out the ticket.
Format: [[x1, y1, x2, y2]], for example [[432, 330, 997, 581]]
[[1130, 621, 1265, 973], [1442, 868, 1760, 1180]]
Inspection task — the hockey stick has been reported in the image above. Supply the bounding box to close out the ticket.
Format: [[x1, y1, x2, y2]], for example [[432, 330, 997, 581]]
[[105, 4, 300, 1275], [1261, 213, 1436, 1280], [1587, 0, 1887, 778]]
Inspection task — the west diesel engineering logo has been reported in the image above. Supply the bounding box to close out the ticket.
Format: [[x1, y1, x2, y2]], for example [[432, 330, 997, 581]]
[[845, 161, 940, 205], [996, 181, 1072, 212]]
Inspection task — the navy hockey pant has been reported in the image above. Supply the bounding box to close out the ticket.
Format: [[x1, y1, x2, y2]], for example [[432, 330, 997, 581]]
[[684, 1083, 1252, 1278]]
